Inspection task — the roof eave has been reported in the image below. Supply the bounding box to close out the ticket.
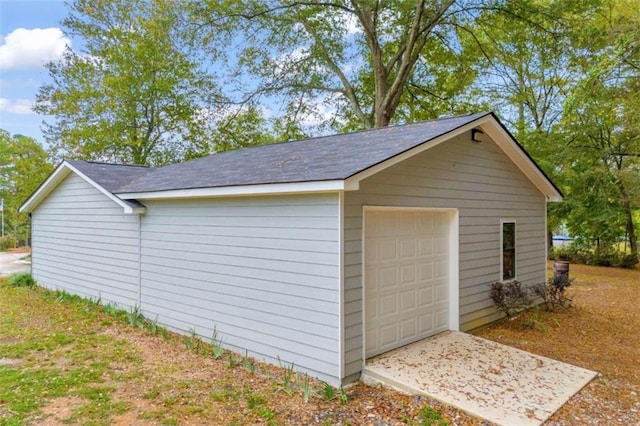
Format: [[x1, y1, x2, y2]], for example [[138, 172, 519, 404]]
[[116, 179, 356, 200], [346, 113, 562, 202]]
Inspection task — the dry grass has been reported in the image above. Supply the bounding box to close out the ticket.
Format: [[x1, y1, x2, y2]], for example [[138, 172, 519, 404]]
[[1, 263, 638, 425]]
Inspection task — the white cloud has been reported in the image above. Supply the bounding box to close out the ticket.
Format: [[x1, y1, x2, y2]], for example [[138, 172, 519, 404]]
[[0, 27, 71, 70], [0, 98, 35, 115]]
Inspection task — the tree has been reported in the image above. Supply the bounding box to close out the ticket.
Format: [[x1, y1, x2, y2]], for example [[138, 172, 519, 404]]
[[35, 0, 219, 166], [0, 130, 54, 245], [556, 1, 640, 254], [191, 0, 492, 131]]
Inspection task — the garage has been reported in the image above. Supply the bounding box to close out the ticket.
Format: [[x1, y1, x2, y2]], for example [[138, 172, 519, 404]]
[[364, 208, 455, 358]]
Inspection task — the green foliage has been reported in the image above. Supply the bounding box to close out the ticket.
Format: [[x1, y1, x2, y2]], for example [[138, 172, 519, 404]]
[[190, 1, 482, 130], [126, 305, 144, 328], [275, 360, 295, 395], [301, 374, 312, 403], [7, 272, 36, 288], [417, 405, 448, 426], [0, 234, 17, 250], [211, 326, 224, 359], [320, 381, 335, 401], [243, 350, 255, 374], [0, 130, 54, 245], [551, 246, 639, 269], [184, 328, 201, 352], [523, 305, 549, 333], [34, 0, 218, 166]]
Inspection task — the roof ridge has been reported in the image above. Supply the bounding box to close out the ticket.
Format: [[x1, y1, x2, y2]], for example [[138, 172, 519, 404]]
[[68, 159, 154, 168], [221, 111, 492, 153]]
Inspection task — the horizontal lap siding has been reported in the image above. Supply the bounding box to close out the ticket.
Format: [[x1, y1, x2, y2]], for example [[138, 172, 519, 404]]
[[139, 194, 341, 384], [343, 132, 546, 378], [31, 173, 140, 307]]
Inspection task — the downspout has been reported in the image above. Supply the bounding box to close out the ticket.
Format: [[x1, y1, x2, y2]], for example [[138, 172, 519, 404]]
[[29, 213, 33, 275], [138, 213, 142, 307]]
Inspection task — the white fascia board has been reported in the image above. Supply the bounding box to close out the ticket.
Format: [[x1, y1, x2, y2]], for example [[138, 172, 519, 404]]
[[19, 163, 72, 213], [481, 122, 563, 202], [344, 115, 563, 202], [117, 179, 351, 200], [19, 161, 146, 215]]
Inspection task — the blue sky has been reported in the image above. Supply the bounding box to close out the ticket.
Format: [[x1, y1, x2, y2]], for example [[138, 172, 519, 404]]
[[0, 0, 72, 143]]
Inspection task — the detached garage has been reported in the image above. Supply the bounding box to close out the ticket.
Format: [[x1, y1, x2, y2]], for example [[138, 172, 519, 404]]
[[20, 112, 562, 386]]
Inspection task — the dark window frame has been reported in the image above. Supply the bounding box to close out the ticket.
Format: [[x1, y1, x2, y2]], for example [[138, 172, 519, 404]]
[[502, 221, 516, 281]]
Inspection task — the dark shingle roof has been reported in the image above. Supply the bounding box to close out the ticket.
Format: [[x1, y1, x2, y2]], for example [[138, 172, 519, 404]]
[[67, 160, 155, 192], [115, 112, 489, 193]]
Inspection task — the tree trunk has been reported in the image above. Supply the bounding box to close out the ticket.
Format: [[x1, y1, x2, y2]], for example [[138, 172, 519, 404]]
[[621, 188, 638, 254]]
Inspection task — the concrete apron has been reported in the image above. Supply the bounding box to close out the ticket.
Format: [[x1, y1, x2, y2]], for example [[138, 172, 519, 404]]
[[362, 331, 597, 426]]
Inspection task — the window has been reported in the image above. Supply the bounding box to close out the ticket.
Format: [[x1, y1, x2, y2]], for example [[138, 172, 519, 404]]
[[502, 222, 516, 280]]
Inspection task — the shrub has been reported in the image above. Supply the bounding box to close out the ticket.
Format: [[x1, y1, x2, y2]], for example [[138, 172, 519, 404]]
[[532, 277, 573, 311], [0, 235, 17, 251], [550, 246, 638, 269], [8, 272, 36, 288], [619, 253, 639, 269], [489, 280, 531, 317]]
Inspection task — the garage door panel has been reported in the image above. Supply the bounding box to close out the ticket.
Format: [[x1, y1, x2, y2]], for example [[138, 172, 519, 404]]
[[399, 264, 416, 285], [400, 319, 417, 340], [365, 209, 451, 358], [418, 237, 434, 256], [399, 238, 416, 258], [400, 289, 417, 310], [379, 293, 397, 317], [378, 239, 398, 261]]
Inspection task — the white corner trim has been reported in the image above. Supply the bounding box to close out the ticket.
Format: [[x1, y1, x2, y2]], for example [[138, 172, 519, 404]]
[[117, 180, 352, 200], [449, 209, 460, 331], [19, 161, 146, 215], [337, 191, 345, 382]]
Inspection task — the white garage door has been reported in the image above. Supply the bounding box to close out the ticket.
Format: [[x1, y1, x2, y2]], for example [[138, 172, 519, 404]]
[[365, 209, 451, 358]]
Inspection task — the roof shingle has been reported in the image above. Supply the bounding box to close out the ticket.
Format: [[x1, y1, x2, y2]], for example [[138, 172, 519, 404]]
[[113, 112, 489, 193]]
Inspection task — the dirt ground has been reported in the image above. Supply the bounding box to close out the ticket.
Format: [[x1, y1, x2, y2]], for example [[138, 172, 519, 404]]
[[476, 263, 640, 425], [2, 262, 638, 425]]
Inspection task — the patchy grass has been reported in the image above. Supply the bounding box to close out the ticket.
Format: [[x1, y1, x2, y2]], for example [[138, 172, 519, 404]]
[[476, 262, 640, 425], [0, 279, 473, 425]]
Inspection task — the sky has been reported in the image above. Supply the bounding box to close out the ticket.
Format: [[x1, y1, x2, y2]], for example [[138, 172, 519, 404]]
[[0, 0, 72, 143]]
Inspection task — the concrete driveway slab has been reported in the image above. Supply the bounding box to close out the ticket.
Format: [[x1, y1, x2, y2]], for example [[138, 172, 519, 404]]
[[362, 331, 597, 426], [0, 251, 31, 276]]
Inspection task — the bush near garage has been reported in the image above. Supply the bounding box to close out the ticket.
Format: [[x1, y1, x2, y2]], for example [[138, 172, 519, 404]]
[[0, 234, 17, 251]]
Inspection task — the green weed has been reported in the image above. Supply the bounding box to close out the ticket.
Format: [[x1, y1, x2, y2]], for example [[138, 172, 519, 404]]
[[7, 272, 36, 288], [320, 381, 335, 401], [184, 328, 201, 352], [524, 305, 548, 333], [211, 326, 224, 359], [243, 350, 255, 374], [301, 374, 312, 403], [126, 305, 145, 328], [417, 405, 448, 425]]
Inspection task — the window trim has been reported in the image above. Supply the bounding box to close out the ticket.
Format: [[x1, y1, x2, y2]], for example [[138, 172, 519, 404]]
[[500, 220, 517, 281]]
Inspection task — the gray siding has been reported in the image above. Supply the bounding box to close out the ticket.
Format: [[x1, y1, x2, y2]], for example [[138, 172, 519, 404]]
[[138, 194, 341, 384], [31, 173, 141, 307], [343, 131, 547, 378]]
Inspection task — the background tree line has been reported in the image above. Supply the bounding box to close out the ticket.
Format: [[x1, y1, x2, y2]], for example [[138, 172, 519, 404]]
[[2, 0, 638, 257]]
